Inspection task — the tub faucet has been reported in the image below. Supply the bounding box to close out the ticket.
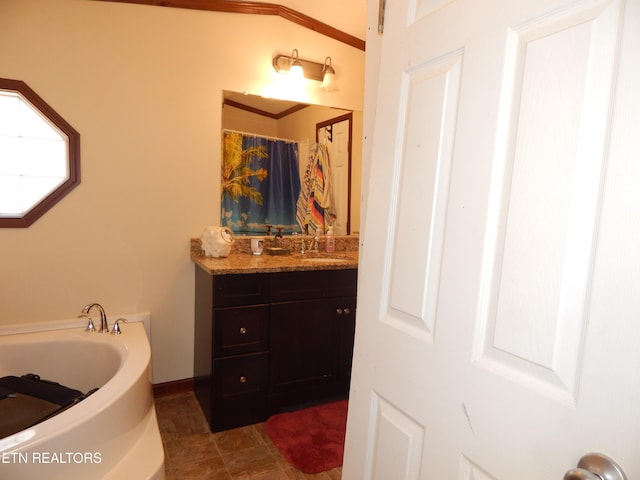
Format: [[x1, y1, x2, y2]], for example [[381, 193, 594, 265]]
[[80, 303, 109, 333]]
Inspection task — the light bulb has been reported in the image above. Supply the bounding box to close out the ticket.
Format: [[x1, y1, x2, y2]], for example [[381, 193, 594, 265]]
[[321, 71, 338, 92], [320, 57, 338, 92], [289, 63, 304, 81]]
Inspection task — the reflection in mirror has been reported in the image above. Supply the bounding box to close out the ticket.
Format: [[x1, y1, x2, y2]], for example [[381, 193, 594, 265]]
[[316, 112, 352, 236], [0, 78, 80, 228], [221, 91, 361, 236]]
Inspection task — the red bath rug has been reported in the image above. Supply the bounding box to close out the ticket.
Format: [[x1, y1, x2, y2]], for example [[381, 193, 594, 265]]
[[265, 399, 348, 473]]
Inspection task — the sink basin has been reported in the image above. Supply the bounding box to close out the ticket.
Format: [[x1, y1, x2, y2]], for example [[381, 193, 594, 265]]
[[301, 257, 348, 263]]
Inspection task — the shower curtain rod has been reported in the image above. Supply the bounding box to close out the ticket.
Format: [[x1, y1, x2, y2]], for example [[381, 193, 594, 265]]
[[223, 128, 299, 144]]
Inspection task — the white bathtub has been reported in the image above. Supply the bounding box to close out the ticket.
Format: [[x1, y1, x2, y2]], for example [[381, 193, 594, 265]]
[[0, 316, 165, 479]]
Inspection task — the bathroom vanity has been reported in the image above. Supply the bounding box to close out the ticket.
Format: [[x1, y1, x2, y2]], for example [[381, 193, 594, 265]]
[[192, 240, 358, 432]]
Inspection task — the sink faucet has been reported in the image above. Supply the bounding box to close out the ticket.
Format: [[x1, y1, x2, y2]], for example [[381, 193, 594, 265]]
[[272, 226, 284, 247], [310, 232, 320, 251], [79, 303, 109, 333]]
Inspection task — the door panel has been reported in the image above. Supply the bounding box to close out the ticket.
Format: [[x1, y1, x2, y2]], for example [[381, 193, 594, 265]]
[[368, 397, 425, 479], [388, 52, 461, 341], [477, 0, 623, 405], [345, 0, 639, 478]]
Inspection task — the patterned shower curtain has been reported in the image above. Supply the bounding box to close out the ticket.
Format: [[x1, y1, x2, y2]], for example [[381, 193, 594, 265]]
[[221, 131, 301, 235]]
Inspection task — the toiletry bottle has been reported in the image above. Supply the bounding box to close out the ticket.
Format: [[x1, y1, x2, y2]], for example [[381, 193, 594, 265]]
[[325, 226, 335, 253]]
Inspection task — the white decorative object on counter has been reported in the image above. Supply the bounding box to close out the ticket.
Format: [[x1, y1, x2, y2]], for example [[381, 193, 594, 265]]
[[201, 226, 235, 258]]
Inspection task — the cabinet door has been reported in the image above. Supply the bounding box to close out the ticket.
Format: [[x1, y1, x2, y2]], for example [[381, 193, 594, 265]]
[[270, 296, 355, 408], [339, 300, 357, 385]]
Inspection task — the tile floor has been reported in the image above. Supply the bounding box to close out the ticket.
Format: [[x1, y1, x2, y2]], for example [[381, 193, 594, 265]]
[[154, 391, 343, 480]]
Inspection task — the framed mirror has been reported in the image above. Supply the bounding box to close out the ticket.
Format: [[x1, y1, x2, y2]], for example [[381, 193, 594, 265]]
[[220, 90, 361, 236]]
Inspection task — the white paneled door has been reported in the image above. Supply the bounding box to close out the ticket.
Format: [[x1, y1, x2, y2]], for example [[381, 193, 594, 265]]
[[344, 0, 639, 478]]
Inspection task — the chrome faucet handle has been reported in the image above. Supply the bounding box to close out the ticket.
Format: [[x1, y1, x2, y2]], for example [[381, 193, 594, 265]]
[[311, 233, 320, 251], [111, 318, 127, 335], [79, 313, 96, 333]]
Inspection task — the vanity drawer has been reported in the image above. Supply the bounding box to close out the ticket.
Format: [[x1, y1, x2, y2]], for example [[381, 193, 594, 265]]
[[211, 352, 270, 432], [214, 305, 268, 357], [214, 352, 269, 397], [214, 273, 269, 307], [270, 269, 358, 301]]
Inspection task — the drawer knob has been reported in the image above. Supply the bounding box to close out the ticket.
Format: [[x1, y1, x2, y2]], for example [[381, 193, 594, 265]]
[[344, 308, 351, 315], [336, 308, 343, 315], [239, 376, 247, 384], [239, 327, 247, 334]]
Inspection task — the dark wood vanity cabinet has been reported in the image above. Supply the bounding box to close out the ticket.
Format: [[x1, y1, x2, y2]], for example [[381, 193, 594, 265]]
[[194, 266, 357, 433]]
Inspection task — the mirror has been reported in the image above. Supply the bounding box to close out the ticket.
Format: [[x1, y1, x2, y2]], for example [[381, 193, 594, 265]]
[[221, 90, 361, 236]]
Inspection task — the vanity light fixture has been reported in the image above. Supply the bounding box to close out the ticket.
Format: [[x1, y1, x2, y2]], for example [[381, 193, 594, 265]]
[[288, 49, 304, 81], [320, 57, 339, 92], [272, 50, 338, 90]]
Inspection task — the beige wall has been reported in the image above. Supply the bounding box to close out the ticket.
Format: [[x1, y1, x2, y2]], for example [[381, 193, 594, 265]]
[[0, 0, 365, 383]]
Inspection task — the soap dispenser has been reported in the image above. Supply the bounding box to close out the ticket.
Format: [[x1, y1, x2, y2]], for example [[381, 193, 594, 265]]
[[325, 226, 335, 253]]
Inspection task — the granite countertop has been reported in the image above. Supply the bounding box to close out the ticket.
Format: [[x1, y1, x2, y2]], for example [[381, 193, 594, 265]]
[[191, 236, 359, 275]]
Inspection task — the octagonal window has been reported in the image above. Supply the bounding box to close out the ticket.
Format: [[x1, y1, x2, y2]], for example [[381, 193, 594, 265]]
[[0, 78, 80, 227]]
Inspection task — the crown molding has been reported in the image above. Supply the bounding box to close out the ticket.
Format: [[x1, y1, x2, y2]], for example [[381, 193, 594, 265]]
[[97, 0, 366, 51]]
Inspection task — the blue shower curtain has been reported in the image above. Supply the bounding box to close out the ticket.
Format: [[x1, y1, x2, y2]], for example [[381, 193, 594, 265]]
[[221, 133, 301, 235]]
